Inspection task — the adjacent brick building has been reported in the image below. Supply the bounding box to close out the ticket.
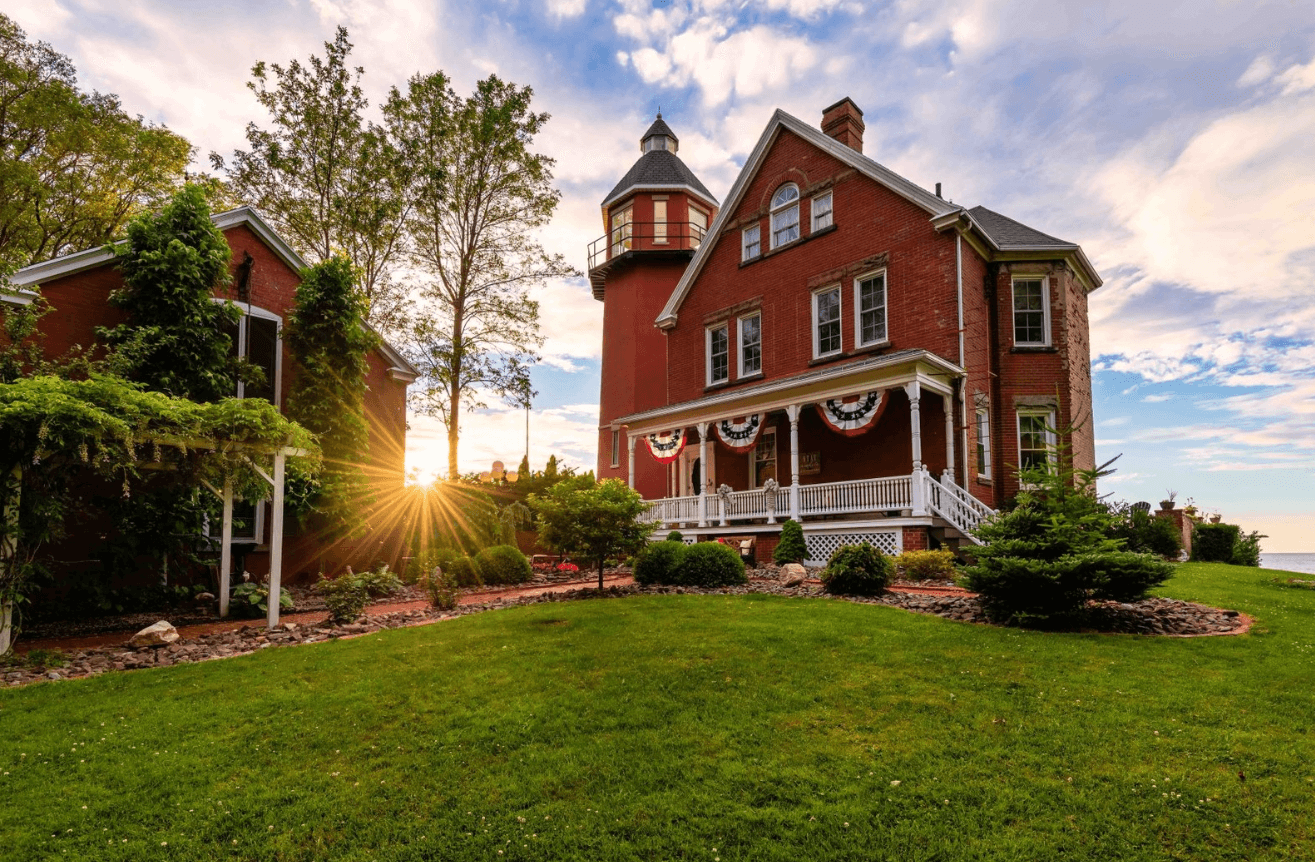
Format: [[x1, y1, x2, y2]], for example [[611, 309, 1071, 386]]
[[591, 101, 1101, 562]]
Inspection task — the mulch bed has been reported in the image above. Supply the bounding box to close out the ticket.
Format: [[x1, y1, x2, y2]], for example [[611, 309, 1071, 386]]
[[2, 568, 1251, 688]]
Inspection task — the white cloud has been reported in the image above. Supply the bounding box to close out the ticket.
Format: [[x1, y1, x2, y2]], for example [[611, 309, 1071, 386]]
[[545, 0, 589, 19], [1237, 54, 1275, 87], [1141, 393, 1174, 403]]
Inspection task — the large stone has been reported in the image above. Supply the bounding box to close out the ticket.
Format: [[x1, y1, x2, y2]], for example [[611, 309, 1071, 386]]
[[128, 620, 180, 648], [781, 564, 807, 587]]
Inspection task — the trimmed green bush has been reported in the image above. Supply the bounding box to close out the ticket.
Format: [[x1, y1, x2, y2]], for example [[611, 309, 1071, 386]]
[[675, 541, 747, 587], [358, 564, 403, 598], [1110, 507, 1183, 559], [1192, 523, 1241, 563], [895, 549, 956, 581], [634, 540, 687, 585], [821, 543, 891, 596], [314, 573, 369, 623], [773, 519, 807, 565], [446, 556, 482, 588], [475, 545, 532, 585], [666, 530, 684, 542]]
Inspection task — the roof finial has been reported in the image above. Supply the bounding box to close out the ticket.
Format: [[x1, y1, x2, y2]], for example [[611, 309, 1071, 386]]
[[656, 106, 662, 119]]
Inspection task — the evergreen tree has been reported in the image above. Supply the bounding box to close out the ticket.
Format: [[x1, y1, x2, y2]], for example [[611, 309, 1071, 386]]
[[773, 519, 807, 565]]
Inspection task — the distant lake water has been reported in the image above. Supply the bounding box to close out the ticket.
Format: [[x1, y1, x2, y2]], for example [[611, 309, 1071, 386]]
[[1260, 554, 1315, 575]]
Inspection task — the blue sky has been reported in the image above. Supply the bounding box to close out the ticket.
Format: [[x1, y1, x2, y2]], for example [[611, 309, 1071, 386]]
[[10, 0, 1315, 549]]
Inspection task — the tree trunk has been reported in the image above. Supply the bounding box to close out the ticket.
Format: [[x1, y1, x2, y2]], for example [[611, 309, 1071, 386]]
[[1, 463, 21, 656], [598, 557, 605, 590], [447, 393, 461, 481]]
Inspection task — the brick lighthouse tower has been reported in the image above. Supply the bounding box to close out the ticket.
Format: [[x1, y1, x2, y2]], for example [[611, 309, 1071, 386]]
[[591, 114, 718, 496]]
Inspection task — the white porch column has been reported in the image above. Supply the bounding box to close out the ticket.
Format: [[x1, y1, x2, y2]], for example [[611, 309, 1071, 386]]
[[697, 422, 710, 528], [0, 464, 20, 655], [219, 476, 234, 619], [905, 381, 923, 471], [943, 392, 956, 485], [267, 450, 286, 628], [786, 404, 802, 521], [627, 433, 637, 490]]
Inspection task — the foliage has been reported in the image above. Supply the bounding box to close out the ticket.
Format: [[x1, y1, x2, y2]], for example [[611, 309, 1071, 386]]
[[474, 544, 532, 586], [773, 519, 807, 565], [387, 73, 577, 479], [97, 184, 248, 402], [1108, 504, 1183, 559], [214, 27, 412, 333], [821, 543, 892, 596], [963, 421, 1173, 626], [675, 542, 747, 588], [895, 549, 957, 581], [404, 483, 508, 559], [0, 14, 191, 273], [1192, 522, 1264, 567], [314, 571, 369, 623], [18, 647, 65, 669], [358, 564, 404, 598], [423, 567, 458, 611], [1233, 530, 1264, 567], [445, 556, 482, 588], [666, 531, 684, 543], [531, 478, 655, 588], [230, 582, 294, 619], [633, 540, 687, 586], [284, 256, 377, 536]]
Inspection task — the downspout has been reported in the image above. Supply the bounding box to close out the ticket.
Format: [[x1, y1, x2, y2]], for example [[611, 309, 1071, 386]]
[[985, 263, 1004, 492], [956, 234, 967, 485]]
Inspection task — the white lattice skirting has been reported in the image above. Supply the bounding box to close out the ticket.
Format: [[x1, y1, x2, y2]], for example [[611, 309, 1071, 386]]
[[804, 530, 901, 567]]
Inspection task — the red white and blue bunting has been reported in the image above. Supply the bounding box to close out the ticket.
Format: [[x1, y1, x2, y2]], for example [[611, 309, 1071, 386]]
[[817, 390, 887, 437], [715, 414, 764, 453], [644, 428, 687, 464]]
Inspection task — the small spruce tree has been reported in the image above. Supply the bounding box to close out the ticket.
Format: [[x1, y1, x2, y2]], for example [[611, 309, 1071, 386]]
[[773, 519, 807, 565]]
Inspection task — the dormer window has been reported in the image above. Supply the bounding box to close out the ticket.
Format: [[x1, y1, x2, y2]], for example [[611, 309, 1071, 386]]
[[770, 184, 800, 248]]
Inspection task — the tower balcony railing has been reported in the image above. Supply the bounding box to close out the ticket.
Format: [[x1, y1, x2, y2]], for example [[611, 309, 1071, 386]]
[[586, 221, 707, 271]]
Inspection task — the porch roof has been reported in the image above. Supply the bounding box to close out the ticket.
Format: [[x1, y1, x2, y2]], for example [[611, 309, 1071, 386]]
[[615, 348, 962, 434]]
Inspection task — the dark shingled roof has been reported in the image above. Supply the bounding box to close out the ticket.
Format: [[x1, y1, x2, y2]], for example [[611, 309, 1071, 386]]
[[642, 114, 678, 144], [968, 205, 1076, 249], [602, 150, 717, 207]]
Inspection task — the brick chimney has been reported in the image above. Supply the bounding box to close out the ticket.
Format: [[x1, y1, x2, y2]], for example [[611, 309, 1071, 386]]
[[821, 97, 864, 153]]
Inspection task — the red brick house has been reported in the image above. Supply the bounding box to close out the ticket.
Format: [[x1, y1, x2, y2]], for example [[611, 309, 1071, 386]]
[[591, 101, 1101, 563], [3, 206, 418, 586]]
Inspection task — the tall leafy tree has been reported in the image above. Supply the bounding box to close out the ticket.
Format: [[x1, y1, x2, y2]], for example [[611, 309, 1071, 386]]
[[285, 255, 377, 535], [531, 478, 655, 589], [386, 73, 577, 479], [0, 13, 191, 272], [214, 27, 412, 334], [97, 184, 244, 402]]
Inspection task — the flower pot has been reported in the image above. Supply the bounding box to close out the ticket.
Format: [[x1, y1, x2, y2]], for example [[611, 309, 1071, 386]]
[[1159, 501, 1175, 511]]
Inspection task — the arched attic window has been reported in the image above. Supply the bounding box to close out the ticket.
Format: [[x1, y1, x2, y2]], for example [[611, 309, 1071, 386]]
[[770, 183, 800, 248]]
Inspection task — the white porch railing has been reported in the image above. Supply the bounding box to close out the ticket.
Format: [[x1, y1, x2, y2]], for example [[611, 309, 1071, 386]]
[[922, 471, 994, 544], [646, 494, 702, 525], [797, 475, 912, 517]]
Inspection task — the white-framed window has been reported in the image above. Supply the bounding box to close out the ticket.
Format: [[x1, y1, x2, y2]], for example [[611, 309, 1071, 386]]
[[975, 408, 991, 478], [707, 323, 729, 385], [853, 269, 887, 347], [742, 224, 761, 261], [1012, 276, 1050, 346], [610, 205, 633, 257], [812, 191, 833, 232], [770, 183, 800, 248], [738, 312, 762, 377], [689, 205, 708, 249], [206, 501, 265, 544], [610, 429, 620, 468], [1017, 410, 1056, 474], [752, 427, 777, 489], [812, 285, 842, 358], [652, 198, 668, 244], [217, 300, 282, 404]]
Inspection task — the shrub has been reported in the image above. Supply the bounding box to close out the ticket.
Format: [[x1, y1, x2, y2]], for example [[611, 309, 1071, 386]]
[[424, 569, 459, 611], [821, 543, 892, 596], [1192, 523, 1241, 563], [896, 549, 956, 581], [634, 540, 687, 585], [313, 573, 369, 623], [446, 556, 482, 588], [358, 564, 404, 598], [230, 582, 294, 619], [1110, 507, 1183, 559], [475, 545, 532, 585], [675, 541, 747, 587], [773, 519, 807, 565], [666, 530, 684, 542], [1233, 530, 1264, 567]]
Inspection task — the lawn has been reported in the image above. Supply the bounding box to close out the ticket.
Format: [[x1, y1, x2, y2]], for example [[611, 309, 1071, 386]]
[[2, 562, 1313, 861]]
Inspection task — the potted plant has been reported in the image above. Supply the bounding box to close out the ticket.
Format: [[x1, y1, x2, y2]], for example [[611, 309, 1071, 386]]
[[1183, 496, 1198, 518], [1160, 490, 1177, 511]]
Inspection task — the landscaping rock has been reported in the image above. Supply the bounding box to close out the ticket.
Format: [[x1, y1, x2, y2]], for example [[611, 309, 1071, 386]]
[[128, 620, 180, 648], [780, 564, 807, 587], [195, 592, 216, 603]]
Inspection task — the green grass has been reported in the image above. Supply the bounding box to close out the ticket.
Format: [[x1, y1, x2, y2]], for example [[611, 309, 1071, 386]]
[[2, 562, 1314, 861]]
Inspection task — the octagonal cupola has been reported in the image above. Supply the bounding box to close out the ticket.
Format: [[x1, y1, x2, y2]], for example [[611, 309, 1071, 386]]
[[640, 113, 679, 154]]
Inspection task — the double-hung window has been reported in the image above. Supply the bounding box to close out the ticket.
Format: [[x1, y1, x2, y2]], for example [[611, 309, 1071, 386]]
[[610, 206, 633, 257], [742, 224, 761, 261], [218, 302, 281, 404], [653, 197, 668, 244], [707, 323, 729, 385], [975, 408, 992, 478], [770, 184, 800, 248], [690, 205, 708, 249], [812, 286, 842, 358], [853, 270, 887, 347], [610, 429, 620, 468], [1012, 276, 1050, 346], [812, 191, 833, 231], [1017, 410, 1055, 474], [738, 313, 762, 377]]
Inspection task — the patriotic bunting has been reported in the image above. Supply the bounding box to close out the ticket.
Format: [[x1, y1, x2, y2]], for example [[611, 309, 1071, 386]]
[[715, 414, 764, 453], [644, 428, 687, 464], [817, 390, 887, 437]]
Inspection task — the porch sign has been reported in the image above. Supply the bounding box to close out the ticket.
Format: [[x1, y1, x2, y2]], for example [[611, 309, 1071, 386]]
[[645, 428, 687, 464], [817, 390, 888, 436], [715, 414, 764, 453]]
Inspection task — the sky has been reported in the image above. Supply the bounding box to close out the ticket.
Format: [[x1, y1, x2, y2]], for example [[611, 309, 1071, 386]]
[[9, 0, 1315, 551]]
